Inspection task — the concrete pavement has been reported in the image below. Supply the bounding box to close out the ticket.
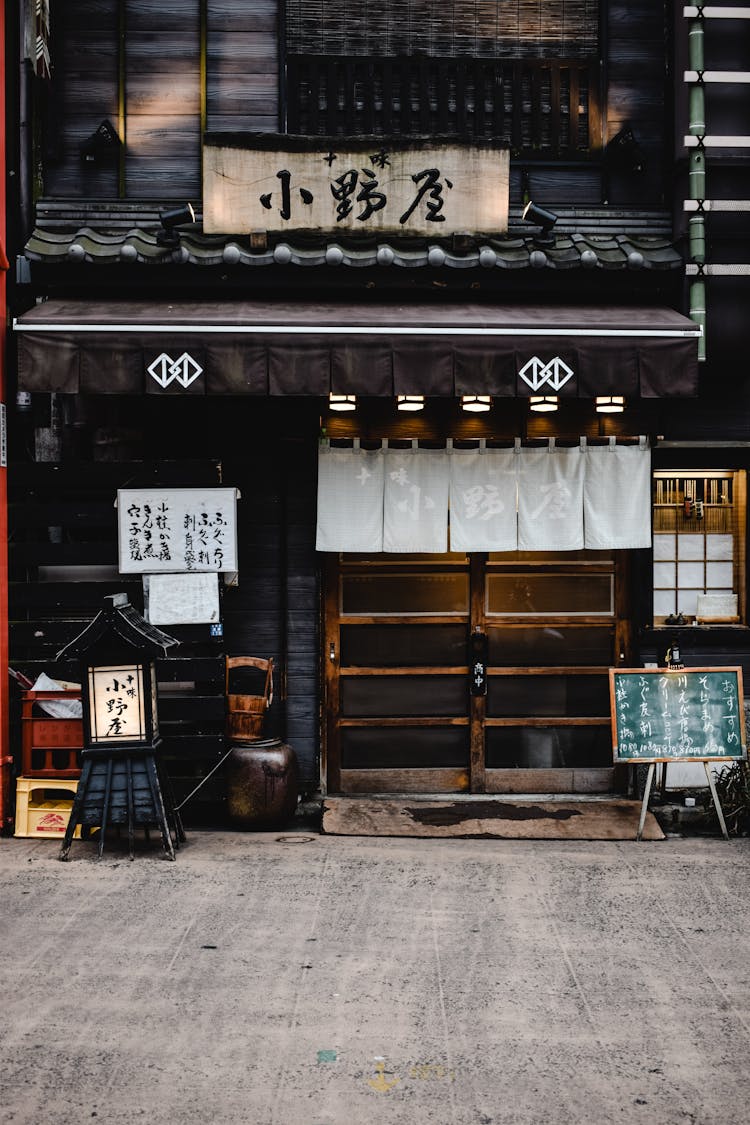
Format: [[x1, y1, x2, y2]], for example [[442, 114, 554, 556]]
[[1, 829, 750, 1125]]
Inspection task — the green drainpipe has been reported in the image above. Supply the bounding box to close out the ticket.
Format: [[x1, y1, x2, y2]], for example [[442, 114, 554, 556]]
[[689, 278, 706, 363], [688, 17, 706, 360]]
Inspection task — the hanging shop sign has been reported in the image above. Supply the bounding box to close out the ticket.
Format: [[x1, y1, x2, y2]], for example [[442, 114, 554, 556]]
[[117, 488, 239, 574], [203, 135, 510, 236]]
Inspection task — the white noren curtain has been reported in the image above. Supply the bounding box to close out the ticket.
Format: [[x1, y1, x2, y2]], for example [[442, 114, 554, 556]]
[[449, 450, 518, 552], [315, 446, 384, 552], [383, 449, 449, 552], [584, 445, 652, 549], [316, 443, 651, 553]]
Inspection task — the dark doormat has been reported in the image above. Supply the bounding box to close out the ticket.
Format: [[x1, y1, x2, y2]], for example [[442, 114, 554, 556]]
[[322, 797, 665, 840]]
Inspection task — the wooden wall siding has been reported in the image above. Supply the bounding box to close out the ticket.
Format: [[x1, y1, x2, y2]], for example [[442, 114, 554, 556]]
[[43, 2, 120, 198], [8, 400, 323, 822], [122, 2, 203, 197], [283, 443, 322, 775], [205, 0, 278, 128], [43, 0, 279, 200], [605, 2, 669, 205]]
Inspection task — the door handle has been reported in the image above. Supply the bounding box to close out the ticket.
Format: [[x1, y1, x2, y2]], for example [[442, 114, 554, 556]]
[[329, 642, 336, 663]]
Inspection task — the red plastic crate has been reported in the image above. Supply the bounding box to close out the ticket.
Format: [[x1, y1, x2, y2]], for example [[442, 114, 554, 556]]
[[21, 690, 83, 779]]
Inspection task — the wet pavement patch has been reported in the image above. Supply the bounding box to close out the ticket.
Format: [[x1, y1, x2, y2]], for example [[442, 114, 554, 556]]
[[406, 801, 582, 826]]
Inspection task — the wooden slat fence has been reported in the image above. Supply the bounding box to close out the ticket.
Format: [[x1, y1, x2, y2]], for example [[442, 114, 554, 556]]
[[286, 55, 600, 157]]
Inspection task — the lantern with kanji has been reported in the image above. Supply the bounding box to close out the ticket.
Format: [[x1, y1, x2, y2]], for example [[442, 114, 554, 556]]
[[56, 593, 183, 860]]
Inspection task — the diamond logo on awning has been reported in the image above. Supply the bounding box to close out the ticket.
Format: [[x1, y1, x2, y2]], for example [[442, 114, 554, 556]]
[[518, 356, 574, 392], [147, 352, 203, 389]]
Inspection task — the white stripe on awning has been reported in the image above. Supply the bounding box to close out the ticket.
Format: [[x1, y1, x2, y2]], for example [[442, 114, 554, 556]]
[[13, 320, 702, 339]]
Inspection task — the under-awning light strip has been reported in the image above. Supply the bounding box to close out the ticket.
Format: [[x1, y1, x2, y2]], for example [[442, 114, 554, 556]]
[[12, 320, 702, 339]]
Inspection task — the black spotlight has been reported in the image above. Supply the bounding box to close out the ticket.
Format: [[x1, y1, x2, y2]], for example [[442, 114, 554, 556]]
[[156, 203, 196, 247], [79, 120, 121, 164], [522, 200, 558, 248]]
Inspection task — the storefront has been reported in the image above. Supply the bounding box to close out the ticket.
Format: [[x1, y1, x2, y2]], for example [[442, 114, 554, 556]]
[[10, 293, 711, 802]]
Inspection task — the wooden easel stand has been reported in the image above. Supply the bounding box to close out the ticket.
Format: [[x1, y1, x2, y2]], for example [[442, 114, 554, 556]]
[[637, 760, 729, 841]]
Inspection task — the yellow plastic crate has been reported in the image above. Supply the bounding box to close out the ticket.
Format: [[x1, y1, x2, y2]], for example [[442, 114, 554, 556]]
[[14, 777, 82, 839]]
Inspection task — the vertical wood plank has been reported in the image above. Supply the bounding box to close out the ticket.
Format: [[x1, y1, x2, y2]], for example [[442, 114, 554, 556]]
[[200, 0, 207, 136], [436, 60, 449, 134], [550, 62, 562, 154], [382, 58, 393, 134], [362, 59, 375, 134], [118, 0, 126, 197], [474, 60, 486, 138], [455, 58, 467, 136], [418, 57, 430, 135], [511, 61, 523, 150], [569, 66, 581, 154], [344, 57, 355, 134], [469, 553, 486, 793], [323, 558, 341, 794], [531, 63, 542, 152], [308, 58, 320, 135]]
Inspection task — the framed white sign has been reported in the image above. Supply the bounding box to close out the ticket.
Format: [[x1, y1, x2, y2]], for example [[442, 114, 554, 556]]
[[117, 488, 238, 573]]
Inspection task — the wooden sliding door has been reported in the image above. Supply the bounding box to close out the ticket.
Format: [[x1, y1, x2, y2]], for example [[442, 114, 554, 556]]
[[324, 551, 631, 794]]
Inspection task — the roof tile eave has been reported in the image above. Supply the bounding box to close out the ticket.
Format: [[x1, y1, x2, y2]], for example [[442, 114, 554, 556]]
[[23, 227, 684, 272]]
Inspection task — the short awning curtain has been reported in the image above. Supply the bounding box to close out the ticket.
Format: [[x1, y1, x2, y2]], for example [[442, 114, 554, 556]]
[[14, 300, 700, 397], [315, 442, 652, 552]]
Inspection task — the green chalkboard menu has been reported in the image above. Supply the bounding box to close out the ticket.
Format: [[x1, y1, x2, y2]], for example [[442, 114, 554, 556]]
[[609, 667, 746, 762]]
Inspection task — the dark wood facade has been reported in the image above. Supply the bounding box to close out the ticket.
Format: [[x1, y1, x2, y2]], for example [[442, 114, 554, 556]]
[[38, 0, 670, 206], [4, 1, 749, 821]]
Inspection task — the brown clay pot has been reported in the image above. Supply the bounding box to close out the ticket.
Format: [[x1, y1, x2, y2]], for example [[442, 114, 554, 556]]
[[226, 738, 299, 829]]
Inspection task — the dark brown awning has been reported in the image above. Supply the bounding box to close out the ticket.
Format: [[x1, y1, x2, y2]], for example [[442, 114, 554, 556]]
[[14, 299, 701, 397]]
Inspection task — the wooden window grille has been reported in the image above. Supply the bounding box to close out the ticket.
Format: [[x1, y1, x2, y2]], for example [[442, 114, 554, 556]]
[[284, 2, 600, 154]]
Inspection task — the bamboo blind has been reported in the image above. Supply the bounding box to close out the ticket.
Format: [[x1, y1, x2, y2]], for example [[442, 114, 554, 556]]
[[285, 1, 599, 59]]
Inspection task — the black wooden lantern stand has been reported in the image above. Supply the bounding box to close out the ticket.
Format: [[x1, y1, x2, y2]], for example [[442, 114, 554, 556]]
[[57, 594, 184, 860]]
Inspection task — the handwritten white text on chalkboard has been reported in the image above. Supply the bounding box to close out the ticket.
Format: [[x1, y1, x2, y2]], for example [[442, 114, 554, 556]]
[[613, 669, 744, 761]]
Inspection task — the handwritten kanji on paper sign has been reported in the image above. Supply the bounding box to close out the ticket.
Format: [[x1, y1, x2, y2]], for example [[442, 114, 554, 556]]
[[117, 488, 238, 574]]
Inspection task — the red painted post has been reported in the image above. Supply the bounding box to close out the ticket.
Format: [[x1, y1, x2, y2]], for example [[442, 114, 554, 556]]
[[0, 0, 11, 832]]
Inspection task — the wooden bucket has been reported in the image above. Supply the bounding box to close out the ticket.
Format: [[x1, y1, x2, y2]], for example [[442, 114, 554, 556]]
[[226, 657, 274, 743]]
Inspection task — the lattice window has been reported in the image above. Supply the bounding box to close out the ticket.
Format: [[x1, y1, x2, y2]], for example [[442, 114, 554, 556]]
[[652, 471, 747, 626]]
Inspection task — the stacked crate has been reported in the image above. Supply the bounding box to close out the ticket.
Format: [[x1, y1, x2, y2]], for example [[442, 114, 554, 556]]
[[14, 690, 83, 839]]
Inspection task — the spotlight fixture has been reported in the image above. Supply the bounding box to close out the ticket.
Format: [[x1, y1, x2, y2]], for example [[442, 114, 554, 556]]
[[329, 394, 357, 412], [397, 395, 425, 412], [156, 203, 196, 247], [522, 200, 558, 248], [529, 395, 559, 413], [595, 395, 626, 413], [79, 119, 122, 164], [461, 395, 491, 413]]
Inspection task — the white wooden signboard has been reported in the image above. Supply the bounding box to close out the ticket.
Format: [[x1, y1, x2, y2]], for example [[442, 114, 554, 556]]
[[203, 138, 510, 236], [117, 488, 238, 573]]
